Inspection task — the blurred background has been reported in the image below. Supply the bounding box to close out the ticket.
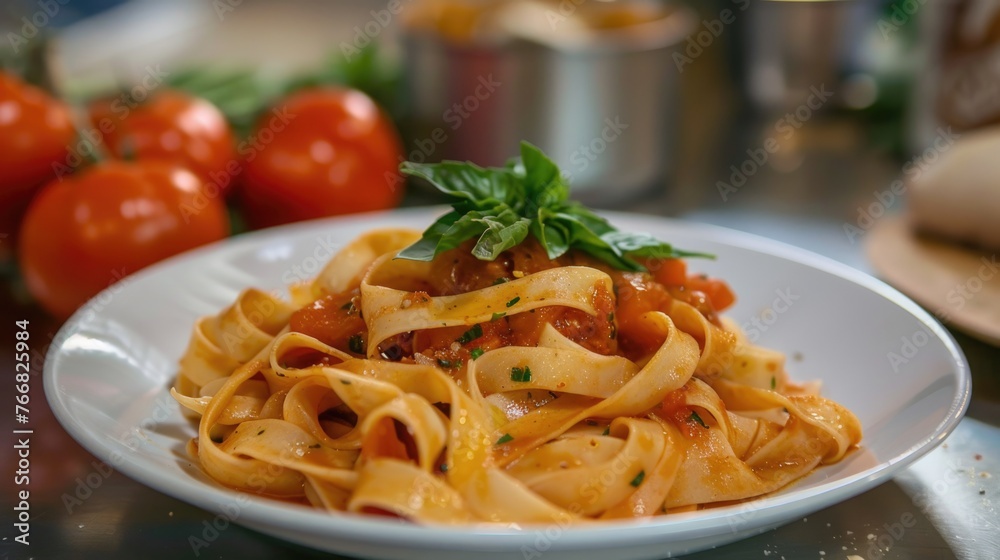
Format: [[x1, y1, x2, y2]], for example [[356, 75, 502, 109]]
[[0, 0, 962, 319], [2, 0, 999, 558]]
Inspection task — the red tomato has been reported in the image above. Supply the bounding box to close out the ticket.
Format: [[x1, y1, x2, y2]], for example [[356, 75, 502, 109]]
[[18, 161, 229, 319], [88, 90, 236, 194], [685, 274, 736, 312], [0, 72, 75, 186], [240, 87, 404, 229], [614, 272, 673, 358], [642, 257, 687, 286], [0, 72, 75, 252]]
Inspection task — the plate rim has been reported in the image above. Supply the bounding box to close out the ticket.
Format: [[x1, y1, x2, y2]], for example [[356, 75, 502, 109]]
[[42, 207, 972, 552]]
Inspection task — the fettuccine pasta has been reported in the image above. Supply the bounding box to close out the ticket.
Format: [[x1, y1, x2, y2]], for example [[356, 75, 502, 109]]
[[173, 227, 861, 524]]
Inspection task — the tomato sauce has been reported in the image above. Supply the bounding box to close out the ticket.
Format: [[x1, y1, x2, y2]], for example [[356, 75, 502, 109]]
[[289, 289, 367, 356], [288, 237, 732, 367], [658, 386, 711, 439]]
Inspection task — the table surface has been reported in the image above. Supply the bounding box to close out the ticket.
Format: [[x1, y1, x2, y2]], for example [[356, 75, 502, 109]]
[[2, 2, 999, 559]]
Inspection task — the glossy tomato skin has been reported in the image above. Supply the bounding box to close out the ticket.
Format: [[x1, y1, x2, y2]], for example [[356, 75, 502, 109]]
[[89, 90, 236, 194], [0, 73, 75, 186], [0, 73, 75, 251], [241, 87, 404, 229], [18, 161, 229, 319], [685, 274, 736, 312]]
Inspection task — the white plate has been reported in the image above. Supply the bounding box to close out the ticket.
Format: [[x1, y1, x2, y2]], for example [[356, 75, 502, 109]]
[[44, 208, 970, 560]]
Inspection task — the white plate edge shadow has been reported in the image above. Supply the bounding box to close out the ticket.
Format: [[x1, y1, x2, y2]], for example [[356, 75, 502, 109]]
[[41, 207, 972, 554]]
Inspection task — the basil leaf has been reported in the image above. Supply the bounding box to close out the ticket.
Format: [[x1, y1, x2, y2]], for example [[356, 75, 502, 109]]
[[437, 208, 498, 251], [396, 210, 463, 261], [471, 211, 531, 260], [602, 231, 715, 260], [623, 243, 715, 260], [559, 205, 615, 235], [400, 161, 514, 206], [395, 141, 713, 269], [519, 142, 568, 209], [601, 231, 668, 253], [531, 218, 570, 260], [554, 214, 644, 271], [556, 213, 625, 255]]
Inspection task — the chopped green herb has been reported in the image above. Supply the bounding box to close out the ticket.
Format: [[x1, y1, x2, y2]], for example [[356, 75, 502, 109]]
[[492, 277, 509, 286], [602, 426, 610, 436], [257, 429, 266, 436], [491, 312, 506, 321], [437, 358, 462, 369], [630, 470, 645, 487], [510, 366, 532, 382], [506, 296, 521, 308], [496, 433, 514, 445], [689, 410, 708, 429], [770, 376, 776, 389], [548, 390, 559, 400], [439, 463, 449, 473], [348, 334, 365, 354], [470, 347, 484, 360], [395, 142, 713, 270], [340, 379, 352, 385], [275, 371, 286, 378], [341, 300, 356, 313], [457, 324, 483, 344]]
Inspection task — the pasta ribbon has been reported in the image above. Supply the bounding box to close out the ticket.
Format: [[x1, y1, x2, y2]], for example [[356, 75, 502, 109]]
[[173, 227, 862, 524]]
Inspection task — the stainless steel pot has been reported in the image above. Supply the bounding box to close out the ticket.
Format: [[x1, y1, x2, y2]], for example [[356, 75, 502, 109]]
[[400, 2, 694, 205]]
